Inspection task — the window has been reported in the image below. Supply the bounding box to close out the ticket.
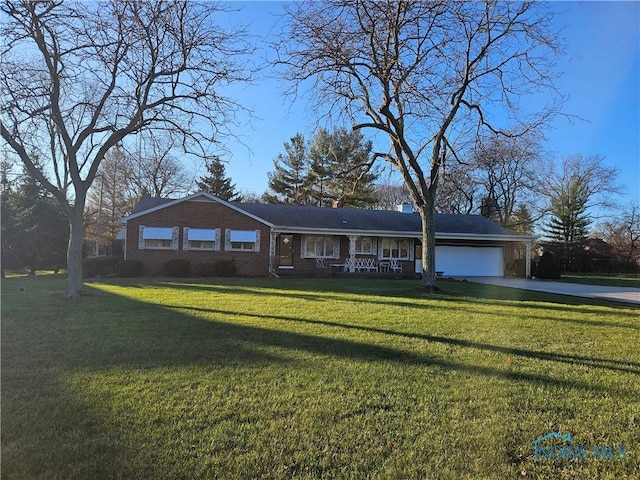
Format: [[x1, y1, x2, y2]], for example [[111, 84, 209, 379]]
[[140, 226, 177, 250], [354, 236, 373, 255], [380, 238, 410, 260], [184, 228, 219, 251], [303, 236, 337, 258], [226, 229, 259, 251]]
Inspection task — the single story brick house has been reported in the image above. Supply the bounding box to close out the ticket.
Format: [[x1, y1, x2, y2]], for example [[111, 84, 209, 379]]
[[120, 191, 534, 277]]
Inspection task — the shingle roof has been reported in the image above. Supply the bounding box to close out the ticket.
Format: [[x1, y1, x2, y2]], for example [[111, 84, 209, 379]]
[[232, 202, 515, 236], [126, 194, 518, 237], [131, 197, 175, 214]]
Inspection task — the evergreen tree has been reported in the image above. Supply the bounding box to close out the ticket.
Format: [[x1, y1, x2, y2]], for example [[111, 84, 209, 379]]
[[535, 251, 561, 279], [196, 156, 238, 201], [265, 128, 379, 207], [1, 161, 18, 276], [3, 165, 69, 273], [542, 154, 620, 272], [308, 127, 378, 208], [544, 174, 590, 272], [509, 204, 535, 235], [264, 133, 313, 205]]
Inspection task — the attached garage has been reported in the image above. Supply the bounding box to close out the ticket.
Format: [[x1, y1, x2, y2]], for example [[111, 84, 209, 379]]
[[435, 245, 504, 276]]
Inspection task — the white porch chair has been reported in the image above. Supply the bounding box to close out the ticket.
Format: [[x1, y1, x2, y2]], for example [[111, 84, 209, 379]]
[[364, 258, 378, 272], [389, 259, 402, 273]]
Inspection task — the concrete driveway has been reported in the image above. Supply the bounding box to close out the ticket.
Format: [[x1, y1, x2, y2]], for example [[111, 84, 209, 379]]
[[462, 277, 640, 305]]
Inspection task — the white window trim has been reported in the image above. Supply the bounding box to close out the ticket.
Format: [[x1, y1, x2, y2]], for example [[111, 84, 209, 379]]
[[224, 229, 260, 252], [354, 236, 376, 255], [301, 236, 340, 259], [183, 227, 221, 251], [378, 237, 412, 260], [139, 225, 179, 250]]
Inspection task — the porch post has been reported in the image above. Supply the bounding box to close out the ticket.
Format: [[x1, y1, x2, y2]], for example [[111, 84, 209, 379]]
[[525, 240, 532, 278], [348, 235, 358, 273], [269, 230, 279, 277]]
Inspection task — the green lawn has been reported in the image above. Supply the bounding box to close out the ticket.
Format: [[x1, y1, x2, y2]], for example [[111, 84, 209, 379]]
[[558, 274, 640, 289], [2, 275, 639, 479]]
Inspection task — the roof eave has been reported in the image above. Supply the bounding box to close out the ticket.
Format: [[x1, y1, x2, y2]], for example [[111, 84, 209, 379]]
[[272, 226, 535, 241], [120, 191, 275, 228]]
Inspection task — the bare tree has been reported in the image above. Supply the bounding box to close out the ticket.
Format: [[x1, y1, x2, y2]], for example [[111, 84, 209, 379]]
[[125, 134, 195, 199], [1, 0, 252, 296], [85, 147, 136, 256], [277, 0, 563, 290], [436, 161, 476, 215], [371, 171, 414, 211], [473, 133, 543, 227], [594, 202, 640, 262]]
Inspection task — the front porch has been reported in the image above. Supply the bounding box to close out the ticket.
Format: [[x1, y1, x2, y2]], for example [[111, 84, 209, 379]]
[[269, 232, 418, 277], [268, 230, 532, 278]]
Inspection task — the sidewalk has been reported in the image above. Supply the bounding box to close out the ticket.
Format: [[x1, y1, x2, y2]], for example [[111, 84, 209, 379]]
[[462, 277, 640, 305]]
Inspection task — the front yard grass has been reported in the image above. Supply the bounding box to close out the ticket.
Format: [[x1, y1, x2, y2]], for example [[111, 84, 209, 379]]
[[2, 275, 639, 479], [558, 273, 640, 289]]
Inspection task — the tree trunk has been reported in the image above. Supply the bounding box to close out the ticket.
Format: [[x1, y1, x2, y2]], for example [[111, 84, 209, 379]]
[[66, 210, 85, 297], [418, 201, 438, 292]]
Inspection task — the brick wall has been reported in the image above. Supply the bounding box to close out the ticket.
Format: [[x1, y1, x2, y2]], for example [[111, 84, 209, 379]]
[[125, 199, 271, 276]]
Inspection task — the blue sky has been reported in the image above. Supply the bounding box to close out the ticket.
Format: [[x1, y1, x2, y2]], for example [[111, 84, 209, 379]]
[[218, 1, 639, 207]]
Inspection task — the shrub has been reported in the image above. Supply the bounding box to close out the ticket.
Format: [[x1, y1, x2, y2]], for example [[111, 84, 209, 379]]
[[215, 259, 237, 277], [83, 255, 121, 278], [535, 251, 561, 279], [164, 259, 191, 277], [196, 262, 217, 277], [115, 259, 144, 278]]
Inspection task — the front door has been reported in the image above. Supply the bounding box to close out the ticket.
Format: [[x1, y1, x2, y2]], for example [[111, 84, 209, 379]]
[[279, 234, 294, 267]]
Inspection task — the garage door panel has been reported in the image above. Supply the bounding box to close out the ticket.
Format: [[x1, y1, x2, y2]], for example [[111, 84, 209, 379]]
[[435, 246, 504, 276]]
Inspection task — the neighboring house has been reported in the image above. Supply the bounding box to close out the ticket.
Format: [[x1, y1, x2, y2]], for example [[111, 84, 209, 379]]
[[120, 192, 534, 277]]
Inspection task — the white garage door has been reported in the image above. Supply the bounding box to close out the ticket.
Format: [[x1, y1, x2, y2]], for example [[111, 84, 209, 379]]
[[434, 246, 504, 276]]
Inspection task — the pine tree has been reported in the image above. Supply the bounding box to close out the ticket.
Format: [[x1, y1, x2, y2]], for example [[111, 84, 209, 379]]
[[4, 165, 69, 273], [264, 133, 313, 205], [509, 204, 534, 235], [309, 127, 378, 208], [265, 129, 379, 207], [544, 174, 590, 272], [196, 156, 238, 201]]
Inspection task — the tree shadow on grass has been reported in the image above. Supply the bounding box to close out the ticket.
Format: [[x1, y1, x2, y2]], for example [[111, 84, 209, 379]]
[[3, 279, 638, 480], [167, 304, 640, 377], [147, 278, 640, 328], [150, 277, 640, 315]]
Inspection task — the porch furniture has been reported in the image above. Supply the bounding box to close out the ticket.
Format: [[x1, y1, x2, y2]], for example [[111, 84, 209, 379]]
[[379, 261, 390, 273], [331, 263, 345, 272], [360, 258, 378, 272], [343, 258, 354, 272], [389, 259, 402, 273], [315, 257, 327, 269], [343, 258, 379, 272]]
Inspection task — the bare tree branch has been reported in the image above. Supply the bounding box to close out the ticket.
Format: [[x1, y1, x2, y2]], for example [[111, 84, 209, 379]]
[[0, 0, 253, 296], [275, 0, 564, 289]]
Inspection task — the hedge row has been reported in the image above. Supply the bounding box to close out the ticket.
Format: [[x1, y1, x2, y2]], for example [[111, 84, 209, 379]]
[[164, 259, 236, 278], [82, 256, 236, 278]]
